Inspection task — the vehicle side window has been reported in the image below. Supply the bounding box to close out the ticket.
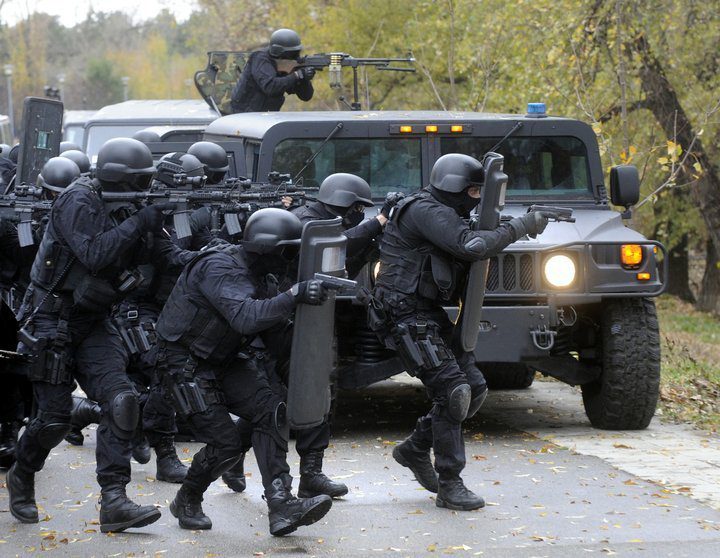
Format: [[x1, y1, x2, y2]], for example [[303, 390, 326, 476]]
[[245, 141, 259, 180]]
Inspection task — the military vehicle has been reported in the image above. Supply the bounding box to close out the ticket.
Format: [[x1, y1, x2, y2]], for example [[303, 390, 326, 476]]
[[142, 105, 666, 430], [81, 100, 218, 161], [62, 109, 97, 147]]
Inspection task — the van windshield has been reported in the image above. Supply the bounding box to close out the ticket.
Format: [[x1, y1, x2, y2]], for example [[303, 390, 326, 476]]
[[271, 138, 422, 197], [440, 136, 593, 199]]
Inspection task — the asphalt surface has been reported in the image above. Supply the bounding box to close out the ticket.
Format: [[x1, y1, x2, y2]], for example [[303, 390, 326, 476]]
[[2, 376, 720, 557]]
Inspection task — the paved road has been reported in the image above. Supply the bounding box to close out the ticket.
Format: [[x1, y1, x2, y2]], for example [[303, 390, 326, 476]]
[[1, 376, 720, 557]]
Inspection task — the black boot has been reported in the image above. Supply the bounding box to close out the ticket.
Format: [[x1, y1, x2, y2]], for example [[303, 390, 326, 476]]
[[298, 451, 348, 498], [392, 418, 438, 493], [221, 453, 246, 493], [436, 476, 485, 511], [169, 484, 212, 530], [265, 474, 332, 536], [132, 432, 152, 465], [154, 437, 187, 483], [99, 484, 161, 532], [0, 422, 18, 468], [65, 397, 102, 446], [7, 463, 39, 523]]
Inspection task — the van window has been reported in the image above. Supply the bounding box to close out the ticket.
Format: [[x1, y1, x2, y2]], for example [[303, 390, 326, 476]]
[[441, 136, 592, 198], [272, 138, 422, 197]]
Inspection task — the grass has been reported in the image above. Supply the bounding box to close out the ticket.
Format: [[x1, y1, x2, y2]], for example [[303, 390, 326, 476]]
[[656, 295, 720, 432]]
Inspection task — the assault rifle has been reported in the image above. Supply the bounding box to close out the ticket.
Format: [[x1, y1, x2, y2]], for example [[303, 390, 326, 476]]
[[297, 52, 415, 110], [101, 173, 317, 239], [0, 189, 51, 247]]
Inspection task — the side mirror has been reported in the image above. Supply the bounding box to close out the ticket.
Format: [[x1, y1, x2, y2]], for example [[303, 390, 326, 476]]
[[609, 165, 640, 208]]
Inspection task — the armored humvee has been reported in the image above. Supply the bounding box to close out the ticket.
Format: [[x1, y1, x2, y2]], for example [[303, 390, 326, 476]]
[[145, 106, 666, 430]]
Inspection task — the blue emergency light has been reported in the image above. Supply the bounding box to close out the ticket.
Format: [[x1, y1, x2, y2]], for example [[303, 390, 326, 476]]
[[526, 102, 547, 118]]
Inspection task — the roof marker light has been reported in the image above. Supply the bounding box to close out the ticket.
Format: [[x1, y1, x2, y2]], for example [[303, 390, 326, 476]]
[[450, 125, 464, 133], [425, 125, 438, 133], [399, 125, 413, 133]]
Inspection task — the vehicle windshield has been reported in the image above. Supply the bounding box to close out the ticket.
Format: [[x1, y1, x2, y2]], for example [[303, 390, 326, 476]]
[[85, 125, 153, 161], [440, 136, 593, 199], [63, 124, 85, 147], [271, 138, 422, 197]]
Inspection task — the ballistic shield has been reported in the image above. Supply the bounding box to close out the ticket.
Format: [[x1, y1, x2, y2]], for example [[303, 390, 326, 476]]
[[456, 152, 507, 352], [16, 97, 63, 186], [287, 217, 347, 429]]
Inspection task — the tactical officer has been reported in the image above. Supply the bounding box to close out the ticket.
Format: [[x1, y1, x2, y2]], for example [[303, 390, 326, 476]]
[[155, 208, 333, 535], [221, 173, 403, 495], [6, 137, 192, 532], [230, 28, 315, 113], [187, 141, 229, 185], [60, 149, 92, 175], [373, 153, 551, 511]]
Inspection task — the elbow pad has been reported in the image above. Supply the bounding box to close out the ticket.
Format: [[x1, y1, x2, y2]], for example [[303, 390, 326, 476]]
[[463, 236, 487, 257]]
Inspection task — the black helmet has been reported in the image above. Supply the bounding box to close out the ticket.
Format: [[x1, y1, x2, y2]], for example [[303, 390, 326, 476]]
[[269, 28, 303, 59], [317, 173, 373, 209], [243, 208, 302, 255], [187, 141, 229, 183], [0, 143, 10, 157], [59, 149, 91, 174], [429, 153, 484, 193], [37, 157, 80, 193], [132, 129, 162, 143], [96, 137, 156, 191], [155, 152, 206, 188], [60, 141, 81, 153]]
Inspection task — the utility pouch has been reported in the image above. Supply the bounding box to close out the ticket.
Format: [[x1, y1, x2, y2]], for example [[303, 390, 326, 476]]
[[18, 326, 45, 350], [170, 380, 209, 418], [73, 275, 118, 312], [27, 348, 73, 384]]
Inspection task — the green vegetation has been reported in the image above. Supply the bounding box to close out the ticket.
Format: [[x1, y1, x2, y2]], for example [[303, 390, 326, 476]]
[[656, 295, 720, 431]]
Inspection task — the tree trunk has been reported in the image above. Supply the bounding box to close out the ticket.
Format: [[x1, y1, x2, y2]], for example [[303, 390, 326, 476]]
[[630, 32, 720, 287], [698, 238, 720, 316], [665, 233, 695, 303]]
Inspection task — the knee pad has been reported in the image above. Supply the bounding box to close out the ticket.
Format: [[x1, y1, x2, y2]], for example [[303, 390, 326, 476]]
[[33, 410, 72, 450], [467, 387, 488, 419], [448, 383, 471, 422], [109, 391, 140, 440]]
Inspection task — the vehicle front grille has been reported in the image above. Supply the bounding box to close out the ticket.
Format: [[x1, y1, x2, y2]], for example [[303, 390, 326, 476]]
[[486, 253, 535, 293]]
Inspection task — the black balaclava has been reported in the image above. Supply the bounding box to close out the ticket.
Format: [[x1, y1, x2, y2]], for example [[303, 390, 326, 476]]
[[429, 186, 479, 217], [325, 203, 365, 229]]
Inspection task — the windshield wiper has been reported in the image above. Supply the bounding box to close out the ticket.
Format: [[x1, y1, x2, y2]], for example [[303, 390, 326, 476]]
[[488, 121, 523, 154]]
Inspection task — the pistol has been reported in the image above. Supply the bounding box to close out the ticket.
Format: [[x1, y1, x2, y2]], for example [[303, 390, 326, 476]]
[[528, 205, 575, 223], [313, 273, 357, 291]]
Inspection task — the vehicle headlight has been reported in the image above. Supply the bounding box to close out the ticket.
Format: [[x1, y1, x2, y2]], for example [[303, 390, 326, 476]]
[[544, 254, 576, 288]]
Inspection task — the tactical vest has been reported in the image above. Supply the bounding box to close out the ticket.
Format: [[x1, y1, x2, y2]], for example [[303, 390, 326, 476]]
[[30, 178, 98, 294], [156, 245, 249, 364], [375, 191, 457, 310]]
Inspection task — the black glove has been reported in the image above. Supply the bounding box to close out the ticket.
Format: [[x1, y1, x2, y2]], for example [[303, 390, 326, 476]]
[[136, 203, 173, 232], [508, 211, 552, 240], [381, 191, 405, 218], [295, 66, 316, 81], [291, 279, 328, 305]]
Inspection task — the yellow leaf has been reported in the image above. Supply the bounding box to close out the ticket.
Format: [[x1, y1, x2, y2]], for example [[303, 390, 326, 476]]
[[427, 543, 437, 552], [693, 162, 702, 173], [628, 145, 637, 155], [592, 123, 602, 135], [657, 157, 669, 165]]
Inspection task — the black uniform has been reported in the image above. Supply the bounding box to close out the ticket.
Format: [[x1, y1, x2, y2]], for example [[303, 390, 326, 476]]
[[155, 245, 298, 493], [13, 178, 189, 502], [230, 49, 314, 113], [374, 189, 519, 485], [293, 201, 382, 278]]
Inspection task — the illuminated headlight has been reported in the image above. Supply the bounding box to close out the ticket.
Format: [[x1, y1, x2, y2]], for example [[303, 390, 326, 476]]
[[544, 254, 576, 288]]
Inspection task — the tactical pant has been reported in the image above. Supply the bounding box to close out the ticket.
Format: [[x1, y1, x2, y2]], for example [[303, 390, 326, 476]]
[[384, 309, 487, 478], [15, 308, 137, 488], [233, 355, 332, 457], [159, 346, 290, 494], [115, 303, 177, 446]]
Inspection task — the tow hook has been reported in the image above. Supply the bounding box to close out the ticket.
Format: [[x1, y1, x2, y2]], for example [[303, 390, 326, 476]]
[[531, 326, 556, 350]]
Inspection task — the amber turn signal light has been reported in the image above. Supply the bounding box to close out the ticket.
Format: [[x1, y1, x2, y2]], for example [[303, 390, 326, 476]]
[[637, 272, 651, 281]]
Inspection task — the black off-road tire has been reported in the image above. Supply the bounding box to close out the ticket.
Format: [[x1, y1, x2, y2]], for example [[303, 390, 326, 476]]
[[581, 298, 660, 430], [481, 363, 535, 390]]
